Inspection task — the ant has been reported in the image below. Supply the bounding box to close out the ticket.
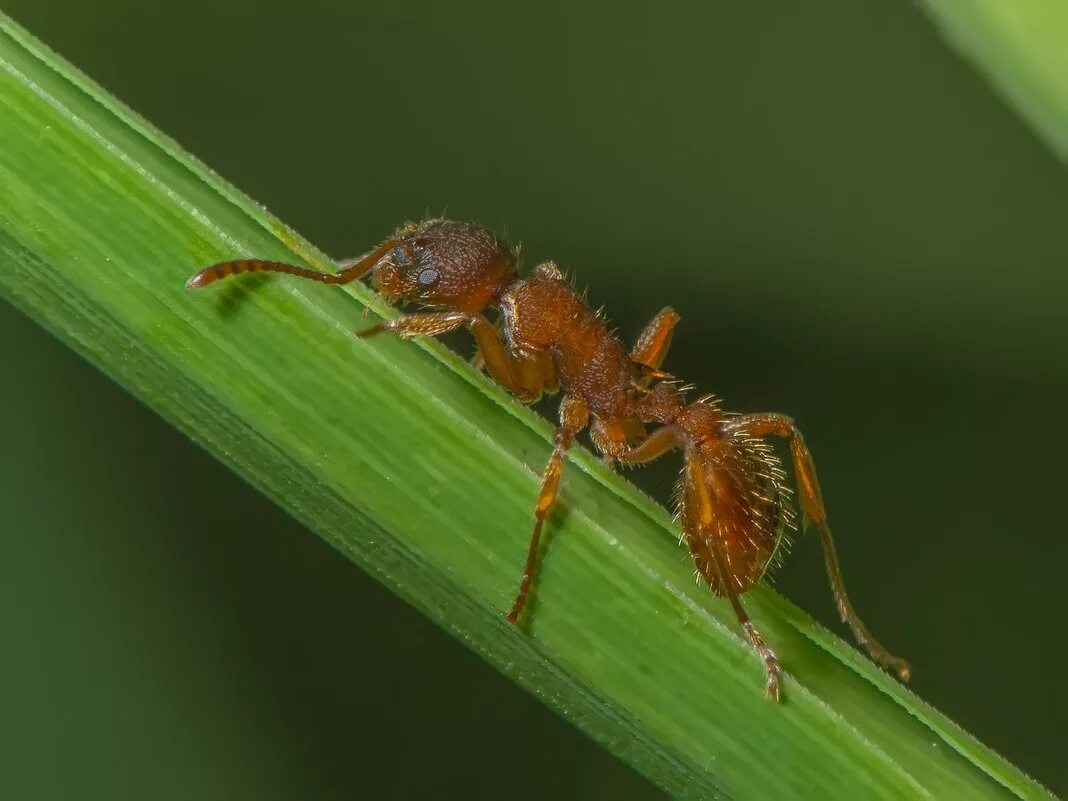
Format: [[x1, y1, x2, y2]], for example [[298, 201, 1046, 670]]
[[187, 218, 909, 700]]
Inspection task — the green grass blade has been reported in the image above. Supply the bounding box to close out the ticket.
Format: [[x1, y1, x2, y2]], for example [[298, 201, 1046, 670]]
[[920, 1, 1068, 163], [0, 14, 1055, 801]]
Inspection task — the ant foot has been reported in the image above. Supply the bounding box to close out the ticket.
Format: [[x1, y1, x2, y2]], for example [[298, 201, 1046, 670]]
[[887, 655, 911, 682], [864, 642, 911, 682], [764, 669, 782, 703], [742, 620, 784, 702]]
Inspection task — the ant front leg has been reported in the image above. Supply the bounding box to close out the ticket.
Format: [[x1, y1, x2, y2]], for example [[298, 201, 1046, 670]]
[[357, 310, 470, 340], [468, 316, 503, 371], [470, 318, 556, 392], [731, 413, 911, 681], [359, 312, 546, 402], [507, 395, 590, 624]]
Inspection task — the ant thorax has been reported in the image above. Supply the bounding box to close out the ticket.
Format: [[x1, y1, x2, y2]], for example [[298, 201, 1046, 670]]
[[499, 265, 635, 416]]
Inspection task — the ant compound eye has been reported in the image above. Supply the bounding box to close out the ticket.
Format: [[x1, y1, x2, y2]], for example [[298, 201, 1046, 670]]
[[391, 246, 408, 266], [417, 267, 440, 287]]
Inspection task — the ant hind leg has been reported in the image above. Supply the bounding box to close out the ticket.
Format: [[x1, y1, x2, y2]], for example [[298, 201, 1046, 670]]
[[725, 588, 783, 702], [731, 413, 911, 681]]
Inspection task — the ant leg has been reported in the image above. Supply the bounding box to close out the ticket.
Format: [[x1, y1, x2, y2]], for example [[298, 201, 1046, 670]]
[[631, 307, 680, 371], [359, 312, 547, 402], [725, 586, 784, 702], [187, 238, 399, 289], [507, 395, 590, 624], [590, 417, 682, 469], [508, 351, 558, 402], [589, 418, 629, 467], [536, 351, 561, 394], [469, 317, 503, 372], [357, 310, 472, 340], [616, 424, 684, 465], [731, 413, 911, 681], [589, 417, 649, 467], [470, 319, 551, 387], [466, 319, 551, 401]]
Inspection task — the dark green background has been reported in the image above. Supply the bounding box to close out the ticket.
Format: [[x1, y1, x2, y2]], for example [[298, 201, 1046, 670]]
[[3, 1, 1066, 798]]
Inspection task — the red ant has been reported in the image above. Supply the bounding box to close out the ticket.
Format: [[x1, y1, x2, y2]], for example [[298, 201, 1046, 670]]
[[187, 218, 909, 700]]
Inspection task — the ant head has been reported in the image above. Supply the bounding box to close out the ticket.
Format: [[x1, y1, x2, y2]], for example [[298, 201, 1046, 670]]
[[370, 219, 517, 313]]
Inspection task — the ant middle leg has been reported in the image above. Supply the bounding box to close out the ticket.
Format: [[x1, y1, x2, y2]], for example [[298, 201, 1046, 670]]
[[507, 395, 590, 624], [589, 417, 630, 467], [731, 413, 911, 681], [590, 416, 683, 469], [615, 424, 684, 466]]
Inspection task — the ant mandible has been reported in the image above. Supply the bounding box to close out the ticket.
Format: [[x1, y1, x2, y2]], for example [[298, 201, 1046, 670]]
[[187, 218, 909, 701]]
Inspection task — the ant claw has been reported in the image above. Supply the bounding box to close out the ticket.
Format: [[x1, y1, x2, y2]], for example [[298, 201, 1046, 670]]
[[889, 657, 912, 683], [765, 672, 783, 703]]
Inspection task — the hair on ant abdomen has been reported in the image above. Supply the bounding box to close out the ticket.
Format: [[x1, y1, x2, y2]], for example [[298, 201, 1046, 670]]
[[188, 218, 909, 701]]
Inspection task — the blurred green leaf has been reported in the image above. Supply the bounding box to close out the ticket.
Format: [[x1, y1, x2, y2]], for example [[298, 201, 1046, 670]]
[[921, 1, 1068, 163], [0, 13, 1055, 801]]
